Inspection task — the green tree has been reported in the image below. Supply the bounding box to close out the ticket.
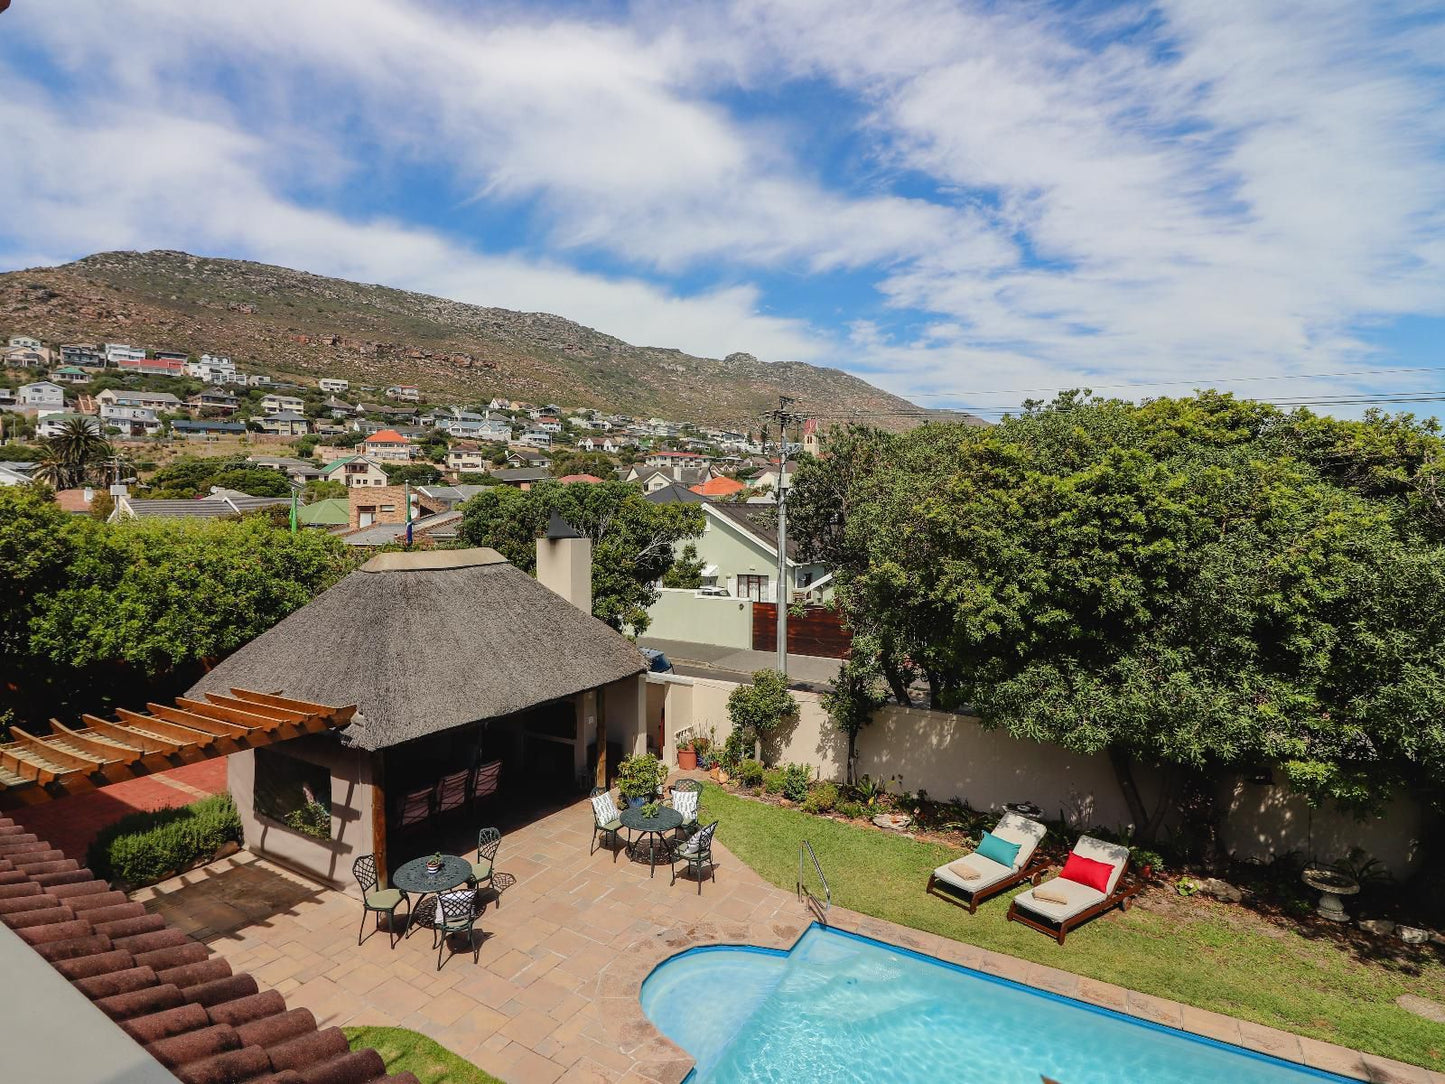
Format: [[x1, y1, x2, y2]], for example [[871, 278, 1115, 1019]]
[[726, 668, 799, 764], [549, 450, 617, 480], [820, 652, 887, 785], [789, 394, 1445, 838], [455, 480, 704, 631], [661, 542, 705, 589], [382, 463, 442, 487], [208, 468, 294, 497]]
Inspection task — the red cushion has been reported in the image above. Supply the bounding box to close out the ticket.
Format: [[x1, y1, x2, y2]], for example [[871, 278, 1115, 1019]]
[[1058, 852, 1114, 893]]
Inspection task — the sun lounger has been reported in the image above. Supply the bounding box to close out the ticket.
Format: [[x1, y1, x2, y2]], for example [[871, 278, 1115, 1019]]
[[1007, 835, 1139, 944], [925, 811, 1049, 913]]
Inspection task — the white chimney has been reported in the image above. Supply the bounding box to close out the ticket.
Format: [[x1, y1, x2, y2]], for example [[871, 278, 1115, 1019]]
[[535, 512, 592, 614], [82, 487, 94, 504]]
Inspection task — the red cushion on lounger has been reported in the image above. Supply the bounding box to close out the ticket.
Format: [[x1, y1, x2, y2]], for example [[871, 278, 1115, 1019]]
[[1058, 852, 1114, 893]]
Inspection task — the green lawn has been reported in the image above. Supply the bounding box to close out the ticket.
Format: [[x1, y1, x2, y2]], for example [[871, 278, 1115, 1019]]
[[344, 1026, 505, 1084], [700, 784, 1445, 1071]]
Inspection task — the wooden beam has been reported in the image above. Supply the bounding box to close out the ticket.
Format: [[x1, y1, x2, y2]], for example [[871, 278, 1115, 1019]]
[[173, 697, 289, 731], [9, 727, 107, 772], [370, 751, 388, 889], [83, 715, 184, 756], [113, 709, 216, 748], [50, 719, 136, 762], [200, 693, 304, 723], [228, 688, 357, 724], [148, 702, 253, 738]]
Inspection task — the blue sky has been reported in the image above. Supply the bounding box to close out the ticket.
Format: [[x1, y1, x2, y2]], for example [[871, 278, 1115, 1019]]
[[2, 0, 1443, 420]]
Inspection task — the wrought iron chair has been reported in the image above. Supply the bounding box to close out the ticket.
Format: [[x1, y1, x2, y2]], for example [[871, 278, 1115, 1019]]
[[415, 887, 481, 970], [670, 820, 719, 895], [669, 789, 700, 842], [670, 779, 704, 794], [590, 788, 623, 861], [352, 854, 409, 948], [470, 827, 501, 899]]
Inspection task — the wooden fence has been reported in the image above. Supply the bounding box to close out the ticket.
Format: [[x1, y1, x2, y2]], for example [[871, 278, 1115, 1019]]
[[751, 603, 852, 659]]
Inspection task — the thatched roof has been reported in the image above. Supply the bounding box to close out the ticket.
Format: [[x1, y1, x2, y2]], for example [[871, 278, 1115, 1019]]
[[188, 548, 647, 751]]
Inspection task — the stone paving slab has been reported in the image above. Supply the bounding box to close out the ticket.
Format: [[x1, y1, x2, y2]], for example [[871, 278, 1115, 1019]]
[[133, 791, 1442, 1084]]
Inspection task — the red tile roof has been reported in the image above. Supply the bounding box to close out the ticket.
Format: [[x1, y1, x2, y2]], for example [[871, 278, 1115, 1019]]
[[0, 818, 418, 1084], [363, 430, 409, 444], [690, 476, 745, 497], [557, 474, 603, 484]]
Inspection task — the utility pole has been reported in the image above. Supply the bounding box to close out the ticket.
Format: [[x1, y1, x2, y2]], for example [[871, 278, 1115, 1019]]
[[762, 395, 801, 679]]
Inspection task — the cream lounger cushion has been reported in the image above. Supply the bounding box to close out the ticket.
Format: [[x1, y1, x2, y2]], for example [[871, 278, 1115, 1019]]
[[933, 853, 1013, 894], [1012, 878, 1106, 922]]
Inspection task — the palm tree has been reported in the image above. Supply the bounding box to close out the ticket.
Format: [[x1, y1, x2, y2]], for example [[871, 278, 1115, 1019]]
[[40, 418, 111, 490]]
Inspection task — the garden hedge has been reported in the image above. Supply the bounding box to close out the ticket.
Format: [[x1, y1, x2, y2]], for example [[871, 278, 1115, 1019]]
[[86, 793, 243, 887]]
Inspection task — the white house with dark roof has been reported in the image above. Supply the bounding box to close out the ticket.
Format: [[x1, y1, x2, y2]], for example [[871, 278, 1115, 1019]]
[[17, 380, 64, 411]]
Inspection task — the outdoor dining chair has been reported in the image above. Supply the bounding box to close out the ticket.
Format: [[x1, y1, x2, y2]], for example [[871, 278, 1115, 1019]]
[[590, 788, 623, 860], [415, 887, 481, 970], [352, 854, 409, 949], [470, 827, 501, 899], [670, 788, 699, 841], [670, 820, 719, 894]]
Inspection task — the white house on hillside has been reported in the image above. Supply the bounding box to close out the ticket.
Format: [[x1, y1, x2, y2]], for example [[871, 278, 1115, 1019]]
[[18, 381, 65, 410]]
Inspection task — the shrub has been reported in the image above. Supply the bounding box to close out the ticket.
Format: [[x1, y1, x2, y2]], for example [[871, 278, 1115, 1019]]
[[836, 800, 865, 820], [86, 793, 242, 887], [616, 752, 667, 802], [802, 781, 839, 814], [720, 727, 749, 771], [738, 759, 765, 788], [782, 763, 813, 803], [762, 768, 785, 795], [284, 801, 331, 840]]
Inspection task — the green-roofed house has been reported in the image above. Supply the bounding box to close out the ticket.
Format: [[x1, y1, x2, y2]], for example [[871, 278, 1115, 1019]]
[[297, 498, 350, 528], [320, 454, 390, 488], [49, 365, 92, 384]]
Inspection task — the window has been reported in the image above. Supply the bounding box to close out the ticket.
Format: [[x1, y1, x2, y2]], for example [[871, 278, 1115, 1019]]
[[737, 574, 770, 602], [253, 747, 332, 839]]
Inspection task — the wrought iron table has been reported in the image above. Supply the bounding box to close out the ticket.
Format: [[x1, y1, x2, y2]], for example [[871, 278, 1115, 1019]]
[[392, 854, 472, 936], [619, 807, 683, 878]]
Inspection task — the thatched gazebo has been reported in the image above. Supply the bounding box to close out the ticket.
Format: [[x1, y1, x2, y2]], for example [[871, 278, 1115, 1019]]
[[188, 544, 648, 886]]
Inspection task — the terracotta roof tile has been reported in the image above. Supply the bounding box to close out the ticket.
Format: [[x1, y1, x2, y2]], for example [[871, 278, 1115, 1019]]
[[0, 815, 420, 1084]]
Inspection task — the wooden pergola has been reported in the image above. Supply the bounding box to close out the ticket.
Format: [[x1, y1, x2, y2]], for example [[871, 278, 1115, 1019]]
[[0, 688, 356, 808]]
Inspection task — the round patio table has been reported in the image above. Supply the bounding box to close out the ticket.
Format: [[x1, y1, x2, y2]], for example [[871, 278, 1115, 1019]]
[[392, 854, 472, 936], [620, 806, 683, 878]]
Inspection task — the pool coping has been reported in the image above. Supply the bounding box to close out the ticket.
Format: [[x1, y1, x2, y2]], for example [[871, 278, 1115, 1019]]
[[609, 895, 1444, 1084]]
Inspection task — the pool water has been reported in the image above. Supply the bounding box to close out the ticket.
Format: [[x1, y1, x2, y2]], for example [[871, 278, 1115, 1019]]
[[640, 924, 1358, 1083]]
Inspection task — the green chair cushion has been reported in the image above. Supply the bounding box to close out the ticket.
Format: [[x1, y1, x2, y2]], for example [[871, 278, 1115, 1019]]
[[470, 859, 492, 881], [599, 818, 622, 831], [365, 888, 404, 910]]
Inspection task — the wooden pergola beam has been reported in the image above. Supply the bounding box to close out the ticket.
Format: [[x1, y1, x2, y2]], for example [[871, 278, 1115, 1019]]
[[0, 689, 357, 809]]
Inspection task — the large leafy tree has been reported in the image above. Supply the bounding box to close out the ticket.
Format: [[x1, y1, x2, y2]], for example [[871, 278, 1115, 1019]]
[[789, 395, 1445, 835], [0, 485, 351, 724], [456, 480, 704, 632]]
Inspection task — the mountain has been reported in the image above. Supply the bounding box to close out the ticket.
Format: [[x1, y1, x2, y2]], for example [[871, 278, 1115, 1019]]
[[0, 250, 939, 429]]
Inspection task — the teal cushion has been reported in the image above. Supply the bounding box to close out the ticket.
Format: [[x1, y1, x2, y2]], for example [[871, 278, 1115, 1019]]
[[975, 831, 1022, 869], [470, 859, 492, 881], [365, 888, 404, 909]]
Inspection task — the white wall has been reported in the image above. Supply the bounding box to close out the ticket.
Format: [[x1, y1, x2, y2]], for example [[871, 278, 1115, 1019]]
[[659, 675, 1422, 876], [643, 589, 754, 648]]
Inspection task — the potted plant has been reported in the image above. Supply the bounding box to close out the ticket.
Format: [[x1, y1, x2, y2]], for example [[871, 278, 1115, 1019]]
[[616, 752, 666, 809], [640, 800, 661, 819], [425, 851, 443, 875], [676, 736, 698, 771]]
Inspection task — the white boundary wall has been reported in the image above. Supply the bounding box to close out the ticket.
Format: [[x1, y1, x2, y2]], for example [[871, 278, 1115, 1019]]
[[653, 675, 1423, 876]]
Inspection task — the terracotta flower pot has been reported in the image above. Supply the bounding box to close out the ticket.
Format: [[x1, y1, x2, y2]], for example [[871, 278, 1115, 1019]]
[[677, 748, 698, 770]]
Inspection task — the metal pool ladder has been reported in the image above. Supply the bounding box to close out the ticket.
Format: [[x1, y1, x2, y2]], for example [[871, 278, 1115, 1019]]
[[797, 839, 831, 923]]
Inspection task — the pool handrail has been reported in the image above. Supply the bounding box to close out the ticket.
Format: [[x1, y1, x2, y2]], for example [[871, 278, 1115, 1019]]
[[797, 839, 830, 922]]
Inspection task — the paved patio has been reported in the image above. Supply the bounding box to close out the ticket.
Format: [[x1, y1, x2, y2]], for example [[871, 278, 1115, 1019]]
[[132, 793, 1442, 1084]]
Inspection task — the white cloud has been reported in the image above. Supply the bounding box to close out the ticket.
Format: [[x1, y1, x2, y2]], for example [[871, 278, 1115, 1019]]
[[2, 0, 1443, 414]]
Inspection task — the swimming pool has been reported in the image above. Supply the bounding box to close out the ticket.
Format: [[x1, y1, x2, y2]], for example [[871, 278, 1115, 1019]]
[[640, 924, 1360, 1083]]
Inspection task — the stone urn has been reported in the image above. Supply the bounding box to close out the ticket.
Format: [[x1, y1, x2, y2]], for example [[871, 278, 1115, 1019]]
[[1302, 867, 1360, 922]]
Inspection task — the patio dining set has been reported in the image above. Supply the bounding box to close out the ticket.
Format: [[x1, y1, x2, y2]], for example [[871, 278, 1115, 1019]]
[[589, 778, 720, 893], [351, 825, 503, 970]]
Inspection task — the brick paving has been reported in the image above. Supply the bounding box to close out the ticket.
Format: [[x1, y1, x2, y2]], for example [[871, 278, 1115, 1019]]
[[7, 759, 228, 861], [132, 790, 1442, 1084]]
